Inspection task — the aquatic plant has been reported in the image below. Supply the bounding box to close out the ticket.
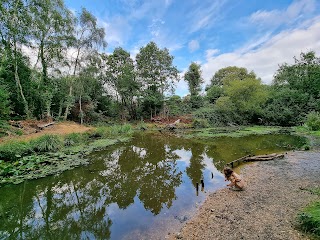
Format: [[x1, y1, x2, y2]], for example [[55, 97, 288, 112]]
[[0, 141, 33, 161]]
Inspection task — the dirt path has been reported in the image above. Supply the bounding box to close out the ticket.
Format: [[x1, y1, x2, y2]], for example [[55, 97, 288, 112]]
[[171, 151, 320, 240]]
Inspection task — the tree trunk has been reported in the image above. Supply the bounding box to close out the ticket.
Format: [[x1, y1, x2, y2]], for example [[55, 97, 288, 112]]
[[79, 95, 83, 125], [14, 40, 30, 118], [63, 84, 73, 120]]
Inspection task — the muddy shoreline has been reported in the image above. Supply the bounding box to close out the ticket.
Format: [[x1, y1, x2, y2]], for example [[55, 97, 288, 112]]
[[170, 151, 320, 240]]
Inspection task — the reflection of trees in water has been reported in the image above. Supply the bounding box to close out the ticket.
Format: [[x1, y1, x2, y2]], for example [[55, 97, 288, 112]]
[[0, 174, 113, 239], [185, 143, 206, 187], [100, 134, 183, 215]]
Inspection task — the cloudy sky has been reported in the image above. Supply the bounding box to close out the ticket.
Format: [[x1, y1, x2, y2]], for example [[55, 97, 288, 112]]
[[65, 0, 320, 96]]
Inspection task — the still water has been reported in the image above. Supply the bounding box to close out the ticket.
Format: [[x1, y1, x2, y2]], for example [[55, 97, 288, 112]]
[[0, 133, 306, 239]]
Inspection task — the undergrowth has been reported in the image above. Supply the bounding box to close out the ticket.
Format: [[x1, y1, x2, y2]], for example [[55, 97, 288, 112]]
[[297, 188, 320, 238]]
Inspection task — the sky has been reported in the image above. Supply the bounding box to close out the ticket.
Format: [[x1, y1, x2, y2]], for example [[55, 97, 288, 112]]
[[64, 0, 320, 96]]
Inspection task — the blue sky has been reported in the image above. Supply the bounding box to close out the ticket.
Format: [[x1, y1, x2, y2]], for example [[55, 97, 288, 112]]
[[65, 0, 320, 96]]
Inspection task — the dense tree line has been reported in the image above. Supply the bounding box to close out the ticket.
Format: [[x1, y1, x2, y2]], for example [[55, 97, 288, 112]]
[[0, 0, 319, 127], [187, 51, 320, 127], [0, 0, 179, 122]]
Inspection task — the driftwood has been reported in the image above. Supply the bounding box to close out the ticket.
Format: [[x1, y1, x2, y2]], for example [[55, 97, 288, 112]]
[[165, 119, 181, 131], [227, 153, 285, 168], [9, 120, 23, 128], [37, 122, 55, 130]]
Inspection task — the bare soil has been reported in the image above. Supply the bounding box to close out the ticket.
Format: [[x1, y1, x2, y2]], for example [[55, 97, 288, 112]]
[[1, 121, 92, 143], [171, 151, 320, 240]]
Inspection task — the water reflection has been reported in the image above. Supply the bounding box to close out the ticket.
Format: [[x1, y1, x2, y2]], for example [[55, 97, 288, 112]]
[[0, 133, 306, 239]]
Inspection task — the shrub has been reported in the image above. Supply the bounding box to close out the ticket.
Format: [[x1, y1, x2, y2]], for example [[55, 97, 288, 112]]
[[298, 201, 320, 237], [64, 133, 86, 146], [0, 141, 33, 161], [192, 118, 209, 128], [109, 124, 133, 135], [305, 112, 320, 131], [31, 134, 63, 152]]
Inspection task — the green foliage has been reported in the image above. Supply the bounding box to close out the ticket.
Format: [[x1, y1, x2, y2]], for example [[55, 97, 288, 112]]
[[109, 124, 133, 135], [305, 112, 320, 131], [64, 133, 86, 146], [298, 201, 320, 237], [209, 66, 257, 87], [192, 118, 209, 128], [0, 85, 11, 118], [225, 78, 268, 121], [264, 87, 311, 126], [184, 62, 203, 100], [136, 41, 179, 118], [0, 141, 33, 161], [106, 47, 139, 120], [206, 85, 224, 104], [166, 95, 183, 116], [31, 134, 63, 152]]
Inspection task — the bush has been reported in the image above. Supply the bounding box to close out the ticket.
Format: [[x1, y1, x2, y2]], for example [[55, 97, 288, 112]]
[[305, 112, 320, 131], [0, 141, 33, 161], [31, 134, 63, 152], [298, 201, 320, 237], [64, 133, 86, 146], [109, 124, 133, 135], [192, 119, 209, 128]]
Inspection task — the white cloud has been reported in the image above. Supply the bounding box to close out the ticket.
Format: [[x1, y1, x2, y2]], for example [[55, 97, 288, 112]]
[[187, 1, 228, 33], [202, 17, 320, 86], [205, 49, 220, 59], [100, 16, 131, 47], [249, 0, 316, 28], [188, 40, 200, 52]]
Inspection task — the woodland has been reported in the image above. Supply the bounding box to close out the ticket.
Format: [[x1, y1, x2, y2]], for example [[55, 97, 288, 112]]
[[0, 0, 320, 130]]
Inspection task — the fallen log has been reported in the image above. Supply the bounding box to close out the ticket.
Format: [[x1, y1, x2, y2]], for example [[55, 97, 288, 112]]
[[227, 153, 285, 168], [37, 122, 55, 130], [164, 119, 181, 131]]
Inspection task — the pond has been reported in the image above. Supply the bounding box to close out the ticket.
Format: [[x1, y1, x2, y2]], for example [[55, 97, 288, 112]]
[[0, 133, 306, 239]]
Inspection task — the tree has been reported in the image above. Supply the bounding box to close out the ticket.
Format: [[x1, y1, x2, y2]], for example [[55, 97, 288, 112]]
[[63, 8, 107, 120], [136, 42, 179, 118], [184, 62, 203, 108], [0, 85, 11, 118], [209, 66, 257, 87], [106, 47, 139, 120], [273, 51, 320, 111], [0, 0, 31, 118], [263, 87, 312, 126], [29, 0, 74, 118], [206, 85, 223, 104]]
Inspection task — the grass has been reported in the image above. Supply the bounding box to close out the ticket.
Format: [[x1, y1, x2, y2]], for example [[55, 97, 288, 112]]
[[0, 140, 33, 161], [31, 134, 63, 152], [297, 187, 320, 238]]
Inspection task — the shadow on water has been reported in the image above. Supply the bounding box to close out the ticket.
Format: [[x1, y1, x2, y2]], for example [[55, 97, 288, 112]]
[[0, 133, 306, 239]]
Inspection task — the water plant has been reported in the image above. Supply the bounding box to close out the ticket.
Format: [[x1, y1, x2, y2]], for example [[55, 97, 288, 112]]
[[0, 140, 33, 161]]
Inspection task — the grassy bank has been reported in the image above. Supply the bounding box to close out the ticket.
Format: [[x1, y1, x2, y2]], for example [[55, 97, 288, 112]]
[[0, 124, 133, 186], [297, 187, 320, 238]]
